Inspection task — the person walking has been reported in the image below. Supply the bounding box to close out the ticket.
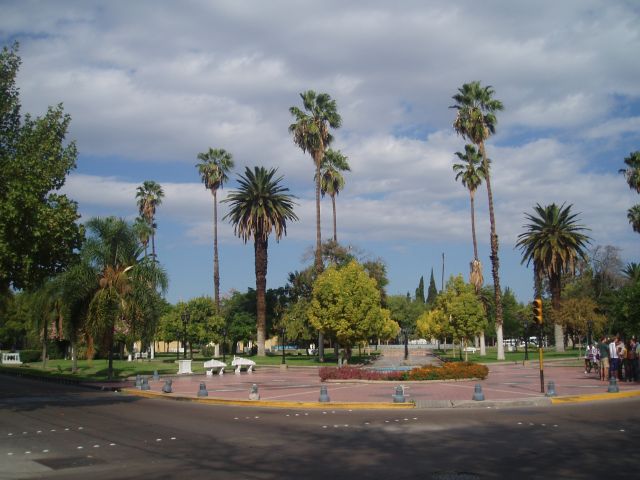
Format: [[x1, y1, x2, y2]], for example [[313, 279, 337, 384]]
[[598, 336, 610, 381], [609, 336, 620, 380]]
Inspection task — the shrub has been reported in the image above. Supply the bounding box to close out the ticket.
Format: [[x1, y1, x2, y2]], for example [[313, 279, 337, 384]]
[[18, 350, 41, 363], [319, 362, 488, 382]]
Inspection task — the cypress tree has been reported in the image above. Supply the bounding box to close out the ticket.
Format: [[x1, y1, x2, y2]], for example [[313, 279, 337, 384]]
[[426, 268, 438, 305], [415, 276, 425, 303]]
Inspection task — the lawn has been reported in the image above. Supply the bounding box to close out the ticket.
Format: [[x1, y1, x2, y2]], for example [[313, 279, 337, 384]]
[[435, 346, 584, 364]]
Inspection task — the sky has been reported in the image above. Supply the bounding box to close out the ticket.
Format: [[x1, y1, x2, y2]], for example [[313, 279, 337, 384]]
[[2, 0, 639, 304]]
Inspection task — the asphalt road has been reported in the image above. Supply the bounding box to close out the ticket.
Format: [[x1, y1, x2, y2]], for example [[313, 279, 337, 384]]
[[1, 375, 638, 480]]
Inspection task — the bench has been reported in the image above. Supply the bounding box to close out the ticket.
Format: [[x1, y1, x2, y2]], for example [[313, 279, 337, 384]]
[[231, 356, 256, 374], [203, 359, 227, 376], [1, 352, 22, 365], [463, 347, 477, 354]]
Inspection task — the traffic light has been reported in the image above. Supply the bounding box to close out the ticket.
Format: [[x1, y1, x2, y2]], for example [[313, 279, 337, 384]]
[[532, 298, 543, 325]]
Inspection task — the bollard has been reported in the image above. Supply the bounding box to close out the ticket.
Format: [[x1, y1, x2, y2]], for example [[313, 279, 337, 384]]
[[545, 380, 557, 397], [607, 377, 620, 393], [153, 370, 160, 381], [197, 382, 208, 397], [141, 377, 150, 391], [472, 384, 485, 401], [249, 384, 260, 400], [392, 385, 406, 403], [319, 385, 330, 402], [162, 379, 173, 393], [135, 374, 142, 389]]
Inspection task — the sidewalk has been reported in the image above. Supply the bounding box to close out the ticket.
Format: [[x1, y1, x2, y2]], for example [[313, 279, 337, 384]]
[[89, 358, 640, 409]]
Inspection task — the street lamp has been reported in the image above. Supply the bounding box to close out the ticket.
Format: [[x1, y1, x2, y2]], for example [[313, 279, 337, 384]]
[[181, 311, 190, 360], [281, 327, 286, 365], [522, 317, 529, 361], [222, 327, 227, 362]]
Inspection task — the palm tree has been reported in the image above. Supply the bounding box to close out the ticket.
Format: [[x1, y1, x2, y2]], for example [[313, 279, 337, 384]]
[[451, 81, 505, 359], [289, 90, 342, 273], [82, 217, 168, 378], [453, 143, 488, 291], [135, 181, 164, 259], [196, 148, 235, 312], [619, 151, 640, 193], [516, 203, 591, 352], [627, 204, 640, 233], [320, 148, 351, 242], [133, 217, 153, 257], [623, 262, 640, 282], [223, 167, 297, 356]]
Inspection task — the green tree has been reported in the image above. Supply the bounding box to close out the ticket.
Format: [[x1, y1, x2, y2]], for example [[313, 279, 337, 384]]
[[451, 81, 505, 359], [416, 308, 447, 343], [415, 276, 425, 304], [627, 204, 640, 234], [619, 151, 640, 193], [308, 261, 387, 361], [319, 148, 351, 242], [173, 297, 223, 358], [133, 217, 153, 258], [223, 167, 298, 356], [611, 274, 640, 337], [135, 180, 164, 260], [0, 43, 83, 294], [196, 148, 235, 312], [623, 262, 640, 283], [556, 297, 607, 345], [289, 90, 342, 274], [516, 203, 591, 352], [426, 268, 438, 305], [453, 143, 489, 291]]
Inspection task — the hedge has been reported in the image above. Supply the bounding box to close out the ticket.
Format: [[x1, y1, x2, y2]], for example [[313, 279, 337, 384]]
[[319, 362, 488, 382]]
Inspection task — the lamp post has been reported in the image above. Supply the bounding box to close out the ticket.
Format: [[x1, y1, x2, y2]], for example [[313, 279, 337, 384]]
[[522, 318, 529, 361], [222, 327, 227, 362], [281, 327, 286, 365], [181, 311, 190, 360], [587, 319, 593, 347]]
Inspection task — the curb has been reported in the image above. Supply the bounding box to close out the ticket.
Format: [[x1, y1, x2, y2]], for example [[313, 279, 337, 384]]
[[550, 390, 640, 405], [119, 388, 414, 409]]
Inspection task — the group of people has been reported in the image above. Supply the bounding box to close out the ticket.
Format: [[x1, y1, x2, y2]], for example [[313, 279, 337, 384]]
[[584, 336, 639, 382]]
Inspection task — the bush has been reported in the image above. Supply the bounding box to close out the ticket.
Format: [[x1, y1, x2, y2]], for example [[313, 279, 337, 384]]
[[18, 350, 41, 363], [319, 362, 488, 382]]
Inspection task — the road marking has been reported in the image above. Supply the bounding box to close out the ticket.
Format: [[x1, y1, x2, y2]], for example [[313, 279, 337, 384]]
[[93, 445, 100, 448], [7, 453, 13, 456], [109, 443, 116, 446], [7, 433, 12, 436], [43, 450, 49, 453], [77, 446, 83, 450], [171, 437, 176, 440], [156, 438, 162, 442]]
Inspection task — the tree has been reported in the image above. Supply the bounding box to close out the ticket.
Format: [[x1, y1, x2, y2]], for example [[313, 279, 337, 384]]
[[555, 297, 607, 345], [453, 143, 488, 292], [319, 148, 351, 242], [426, 268, 438, 305], [516, 203, 591, 352], [308, 261, 387, 361], [416, 308, 447, 344], [133, 217, 153, 258], [623, 262, 640, 283], [135, 180, 164, 260], [627, 204, 640, 234], [80, 217, 168, 378], [415, 276, 425, 304], [289, 90, 342, 274], [619, 151, 640, 193], [451, 81, 505, 359], [223, 167, 297, 356], [0, 43, 83, 294], [196, 148, 235, 312], [388, 294, 425, 359]]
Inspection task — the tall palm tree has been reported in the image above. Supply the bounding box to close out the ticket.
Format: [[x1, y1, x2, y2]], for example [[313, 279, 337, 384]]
[[289, 90, 342, 273], [223, 167, 297, 356], [196, 148, 235, 312], [135, 181, 164, 259], [451, 81, 505, 359], [320, 148, 351, 242], [516, 203, 591, 352], [627, 204, 640, 233], [81, 217, 168, 378], [619, 151, 640, 193], [453, 143, 489, 291], [133, 217, 153, 258]]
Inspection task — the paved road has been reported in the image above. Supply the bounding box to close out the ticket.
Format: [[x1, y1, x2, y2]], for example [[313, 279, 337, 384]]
[[1, 375, 639, 479]]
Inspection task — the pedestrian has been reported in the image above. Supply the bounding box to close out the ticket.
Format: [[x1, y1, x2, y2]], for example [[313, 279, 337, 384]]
[[598, 336, 609, 381], [609, 336, 620, 380], [625, 338, 636, 382]]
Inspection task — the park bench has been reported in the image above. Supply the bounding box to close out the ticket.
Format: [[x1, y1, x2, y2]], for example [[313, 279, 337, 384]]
[[231, 356, 256, 374], [203, 359, 227, 376], [463, 347, 477, 354], [1, 352, 22, 365]]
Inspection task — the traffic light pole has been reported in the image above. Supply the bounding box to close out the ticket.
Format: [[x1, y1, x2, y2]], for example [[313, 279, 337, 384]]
[[533, 297, 545, 394], [539, 322, 545, 394]]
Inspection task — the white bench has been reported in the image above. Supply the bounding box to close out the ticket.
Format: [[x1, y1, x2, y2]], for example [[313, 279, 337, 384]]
[[203, 359, 227, 376], [231, 356, 256, 374], [1, 352, 22, 364], [463, 347, 477, 354]]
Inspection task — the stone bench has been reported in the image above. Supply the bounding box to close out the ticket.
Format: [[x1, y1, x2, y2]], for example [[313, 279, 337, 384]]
[[203, 359, 227, 376], [231, 356, 256, 374], [1, 352, 22, 365]]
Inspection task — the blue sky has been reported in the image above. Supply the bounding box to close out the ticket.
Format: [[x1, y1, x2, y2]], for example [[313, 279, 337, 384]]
[[2, 0, 639, 304]]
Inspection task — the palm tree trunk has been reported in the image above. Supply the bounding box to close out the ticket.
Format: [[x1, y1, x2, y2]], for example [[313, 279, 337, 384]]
[[71, 340, 78, 373], [550, 274, 564, 352], [479, 141, 504, 360], [213, 190, 220, 312], [255, 237, 268, 356], [331, 193, 337, 243], [314, 150, 325, 362], [151, 230, 156, 259], [470, 191, 478, 261], [107, 324, 115, 380]]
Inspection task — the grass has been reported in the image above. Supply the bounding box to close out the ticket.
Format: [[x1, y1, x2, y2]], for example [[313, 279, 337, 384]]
[[435, 346, 584, 364], [0, 351, 381, 382]]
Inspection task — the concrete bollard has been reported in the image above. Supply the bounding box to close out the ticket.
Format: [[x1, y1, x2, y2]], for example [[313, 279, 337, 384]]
[[545, 381, 557, 397], [472, 384, 485, 401], [197, 382, 208, 397], [249, 384, 260, 400], [153, 370, 160, 381], [140, 377, 150, 391], [607, 377, 620, 393], [135, 374, 142, 389], [319, 385, 330, 402], [162, 379, 173, 393], [392, 385, 406, 403]]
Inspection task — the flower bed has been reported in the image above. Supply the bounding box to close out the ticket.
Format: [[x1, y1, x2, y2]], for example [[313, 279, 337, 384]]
[[319, 362, 488, 382]]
